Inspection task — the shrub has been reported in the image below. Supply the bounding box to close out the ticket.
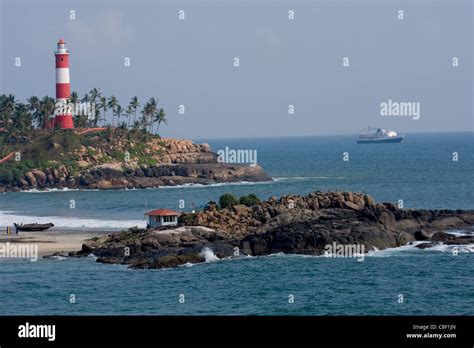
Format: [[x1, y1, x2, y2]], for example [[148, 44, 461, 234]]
[[219, 193, 239, 209], [239, 193, 261, 207], [0, 170, 14, 184], [11, 168, 24, 181], [80, 137, 94, 147]]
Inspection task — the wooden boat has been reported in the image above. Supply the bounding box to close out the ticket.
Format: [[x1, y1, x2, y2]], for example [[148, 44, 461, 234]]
[[13, 223, 54, 232]]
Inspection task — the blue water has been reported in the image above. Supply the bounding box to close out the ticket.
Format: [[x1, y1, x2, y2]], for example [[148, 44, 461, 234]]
[[0, 132, 473, 228], [0, 133, 473, 315], [0, 249, 473, 315]]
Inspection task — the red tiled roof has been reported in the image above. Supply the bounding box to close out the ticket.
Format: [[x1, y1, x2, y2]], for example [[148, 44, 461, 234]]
[[144, 209, 178, 216]]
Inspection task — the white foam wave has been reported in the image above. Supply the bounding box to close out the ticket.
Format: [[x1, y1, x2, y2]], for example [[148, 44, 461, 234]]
[[13, 180, 275, 194], [446, 229, 474, 237], [20, 188, 83, 193], [49, 255, 67, 261], [368, 241, 474, 256], [427, 243, 474, 253], [0, 210, 146, 230], [273, 176, 345, 181], [367, 242, 423, 257], [156, 180, 276, 189], [199, 247, 220, 262], [264, 252, 322, 258]]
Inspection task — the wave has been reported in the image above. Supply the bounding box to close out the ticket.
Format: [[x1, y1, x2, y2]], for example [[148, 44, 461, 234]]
[[200, 247, 220, 262], [256, 240, 474, 259], [367, 242, 424, 257], [154, 180, 276, 189], [273, 176, 345, 181], [48, 255, 67, 261], [368, 241, 474, 256], [423, 243, 474, 253], [446, 229, 474, 237], [13, 180, 276, 194], [0, 210, 146, 229], [20, 188, 84, 193]]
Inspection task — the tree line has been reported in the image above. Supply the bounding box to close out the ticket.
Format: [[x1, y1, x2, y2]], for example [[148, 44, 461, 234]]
[[0, 88, 167, 134]]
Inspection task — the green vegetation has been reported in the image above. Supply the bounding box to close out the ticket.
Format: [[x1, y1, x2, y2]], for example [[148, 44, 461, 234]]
[[179, 213, 197, 223], [219, 193, 239, 209], [0, 128, 164, 186], [218, 193, 261, 209], [0, 90, 167, 142], [0, 131, 83, 184], [239, 193, 261, 206], [0, 90, 169, 187]]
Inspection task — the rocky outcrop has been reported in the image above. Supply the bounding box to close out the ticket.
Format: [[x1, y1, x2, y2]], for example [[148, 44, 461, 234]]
[[78, 226, 234, 269], [74, 191, 474, 269], [0, 137, 271, 192]]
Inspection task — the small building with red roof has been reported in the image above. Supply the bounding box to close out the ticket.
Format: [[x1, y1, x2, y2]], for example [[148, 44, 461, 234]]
[[144, 208, 179, 228]]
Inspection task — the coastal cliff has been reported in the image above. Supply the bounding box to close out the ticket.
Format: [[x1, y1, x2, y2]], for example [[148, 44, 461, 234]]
[[0, 130, 271, 191], [74, 191, 474, 269]]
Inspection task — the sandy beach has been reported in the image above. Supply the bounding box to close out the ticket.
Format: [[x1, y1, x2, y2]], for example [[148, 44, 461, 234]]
[[0, 229, 114, 257]]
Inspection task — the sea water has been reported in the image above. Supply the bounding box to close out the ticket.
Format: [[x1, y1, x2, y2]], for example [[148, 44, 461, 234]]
[[0, 132, 473, 315]]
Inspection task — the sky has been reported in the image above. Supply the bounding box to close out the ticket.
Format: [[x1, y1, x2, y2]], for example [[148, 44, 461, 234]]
[[1, 0, 472, 139]]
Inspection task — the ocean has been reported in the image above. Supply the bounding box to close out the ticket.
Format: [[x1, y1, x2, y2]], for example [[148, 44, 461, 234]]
[[0, 132, 473, 315]]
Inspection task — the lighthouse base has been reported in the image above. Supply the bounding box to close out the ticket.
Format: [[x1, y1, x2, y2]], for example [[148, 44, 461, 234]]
[[55, 115, 74, 129]]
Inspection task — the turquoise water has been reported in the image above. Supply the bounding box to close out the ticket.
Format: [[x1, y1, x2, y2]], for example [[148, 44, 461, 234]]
[[0, 133, 473, 315]]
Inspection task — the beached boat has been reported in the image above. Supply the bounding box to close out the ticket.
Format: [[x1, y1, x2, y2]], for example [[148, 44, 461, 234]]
[[13, 223, 54, 232]]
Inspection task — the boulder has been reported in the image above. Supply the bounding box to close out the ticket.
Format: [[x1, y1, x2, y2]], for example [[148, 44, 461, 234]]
[[414, 230, 431, 241]]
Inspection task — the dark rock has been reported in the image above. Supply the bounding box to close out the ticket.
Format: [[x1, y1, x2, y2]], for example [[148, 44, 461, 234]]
[[416, 243, 435, 249], [414, 230, 431, 241], [431, 231, 456, 242], [72, 191, 474, 269]]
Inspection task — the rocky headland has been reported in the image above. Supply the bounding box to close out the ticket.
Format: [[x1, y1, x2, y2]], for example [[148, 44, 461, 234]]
[[71, 191, 474, 269], [0, 130, 271, 191]]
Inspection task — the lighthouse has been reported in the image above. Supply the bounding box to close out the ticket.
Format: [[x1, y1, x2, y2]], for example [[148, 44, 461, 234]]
[[45, 39, 74, 129]]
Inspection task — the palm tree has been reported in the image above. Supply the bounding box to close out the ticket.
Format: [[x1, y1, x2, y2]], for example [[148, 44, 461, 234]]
[[26, 96, 40, 127], [140, 100, 151, 132], [89, 88, 101, 102], [139, 113, 149, 131], [132, 120, 140, 130], [107, 96, 118, 126], [119, 121, 128, 130], [145, 98, 158, 133], [39, 96, 56, 128], [128, 96, 140, 126], [98, 96, 108, 126], [153, 108, 167, 133], [89, 88, 102, 127], [113, 104, 124, 127], [1, 94, 17, 129], [140, 99, 156, 133], [70, 91, 79, 105], [67, 91, 79, 124], [12, 103, 32, 132], [125, 106, 132, 128]]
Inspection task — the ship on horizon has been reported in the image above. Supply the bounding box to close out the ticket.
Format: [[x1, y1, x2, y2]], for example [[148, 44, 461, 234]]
[[357, 127, 404, 144]]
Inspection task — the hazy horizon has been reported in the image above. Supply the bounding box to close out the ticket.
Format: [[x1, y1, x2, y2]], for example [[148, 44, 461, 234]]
[[1, 0, 472, 138]]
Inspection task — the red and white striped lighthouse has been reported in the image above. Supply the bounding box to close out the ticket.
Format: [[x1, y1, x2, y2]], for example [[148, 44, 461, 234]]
[[45, 39, 74, 129]]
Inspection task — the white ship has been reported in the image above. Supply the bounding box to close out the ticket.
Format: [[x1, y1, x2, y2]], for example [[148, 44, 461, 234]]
[[357, 127, 404, 144]]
